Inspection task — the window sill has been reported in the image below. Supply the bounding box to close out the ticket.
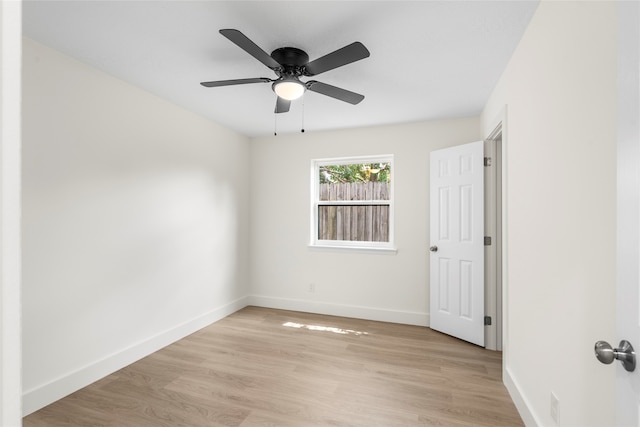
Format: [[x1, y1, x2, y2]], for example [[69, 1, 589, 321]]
[[308, 244, 398, 255]]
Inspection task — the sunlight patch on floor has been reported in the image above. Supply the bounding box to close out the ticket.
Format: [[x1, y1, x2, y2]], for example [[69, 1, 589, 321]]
[[283, 321, 369, 336]]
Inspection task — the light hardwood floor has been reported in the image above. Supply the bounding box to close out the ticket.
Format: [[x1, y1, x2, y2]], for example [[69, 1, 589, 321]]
[[24, 306, 524, 426]]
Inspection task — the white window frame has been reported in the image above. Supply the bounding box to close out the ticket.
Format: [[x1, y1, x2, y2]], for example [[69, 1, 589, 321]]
[[310, 155, 395, 252]]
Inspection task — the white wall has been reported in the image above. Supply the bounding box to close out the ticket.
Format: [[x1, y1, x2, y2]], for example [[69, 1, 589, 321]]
[[21, 39, 251, 415], [481, 2, 617, 425], [250, 118, 479, 324], [1, 1, 23, 425]]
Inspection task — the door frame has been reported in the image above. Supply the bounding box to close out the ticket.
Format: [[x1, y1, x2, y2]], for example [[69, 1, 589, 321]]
[[615, 1, 639, 423], [0, 0, 23, 424], [484, 130, 502, 351], [484, 109, 508, 355]]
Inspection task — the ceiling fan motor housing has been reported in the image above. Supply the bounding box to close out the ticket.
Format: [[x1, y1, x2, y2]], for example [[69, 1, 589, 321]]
[[270, 47, 309, 69]]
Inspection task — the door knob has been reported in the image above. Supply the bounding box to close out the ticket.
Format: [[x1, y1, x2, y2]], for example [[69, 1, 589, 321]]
[[594, 340, 636, 372], [429, 246, 438, 252]]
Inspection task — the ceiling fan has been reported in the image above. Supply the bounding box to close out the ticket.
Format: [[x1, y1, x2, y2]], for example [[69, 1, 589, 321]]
[[200, 29, 370, 114]]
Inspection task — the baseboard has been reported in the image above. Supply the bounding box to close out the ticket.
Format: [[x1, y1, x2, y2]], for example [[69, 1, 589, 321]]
[[22, 296, 249, 416], [247, 295, 429, 326], [504, 366, 541, 427]]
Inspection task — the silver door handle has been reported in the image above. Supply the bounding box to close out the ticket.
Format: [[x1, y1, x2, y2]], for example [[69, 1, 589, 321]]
[[594, 340, 636, 372], [429, 246, 438, 252]]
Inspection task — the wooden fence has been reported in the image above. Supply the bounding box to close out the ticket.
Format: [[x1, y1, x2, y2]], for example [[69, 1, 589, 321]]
[[318, 182, 390, 242]]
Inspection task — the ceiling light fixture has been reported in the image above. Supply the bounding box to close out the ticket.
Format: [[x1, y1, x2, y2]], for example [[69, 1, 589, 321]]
[[272, 77, 305, 101]]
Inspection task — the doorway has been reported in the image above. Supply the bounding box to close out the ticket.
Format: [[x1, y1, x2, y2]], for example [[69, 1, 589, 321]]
[[484, 125, 503, 351]]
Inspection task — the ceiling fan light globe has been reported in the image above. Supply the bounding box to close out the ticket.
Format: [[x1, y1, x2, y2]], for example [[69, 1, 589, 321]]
[[273, 80, 305, 101]]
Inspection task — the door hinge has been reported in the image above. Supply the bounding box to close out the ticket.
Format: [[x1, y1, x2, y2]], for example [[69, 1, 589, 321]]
[[484, 157, 492, 167], [484, 236, 492, 246], [484, 316, 492, 326]]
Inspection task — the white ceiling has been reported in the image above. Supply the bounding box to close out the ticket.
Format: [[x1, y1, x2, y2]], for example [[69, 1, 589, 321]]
[[23, 1, 539, 138]]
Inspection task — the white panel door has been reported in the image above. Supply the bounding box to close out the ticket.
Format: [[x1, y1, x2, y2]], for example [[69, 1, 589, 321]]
[[429, 141, 484, 346]]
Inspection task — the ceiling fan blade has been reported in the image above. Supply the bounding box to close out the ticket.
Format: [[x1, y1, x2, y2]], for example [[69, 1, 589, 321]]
[[306, 81, 365, 105], [219, 29, 281, 70], [275, 97, 291, 114], [200, 77, 272, 87], [304, 42, 370, 76]]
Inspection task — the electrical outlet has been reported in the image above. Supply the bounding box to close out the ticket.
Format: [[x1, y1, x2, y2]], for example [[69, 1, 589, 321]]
[[309, 283, 316, 293], [550, 392, 559, 424]]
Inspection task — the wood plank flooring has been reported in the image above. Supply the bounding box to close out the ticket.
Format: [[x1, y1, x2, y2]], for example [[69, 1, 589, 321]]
[[23, 306, 524, 426]]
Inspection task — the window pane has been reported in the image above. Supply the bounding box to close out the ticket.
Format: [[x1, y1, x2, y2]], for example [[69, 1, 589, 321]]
[[312, 157, 393, 248], [318, 205, 390, 242]]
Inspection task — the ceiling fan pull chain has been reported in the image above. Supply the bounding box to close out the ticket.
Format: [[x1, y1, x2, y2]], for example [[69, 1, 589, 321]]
[[301, 95, 305, 133], [274, 111, 278, 136]]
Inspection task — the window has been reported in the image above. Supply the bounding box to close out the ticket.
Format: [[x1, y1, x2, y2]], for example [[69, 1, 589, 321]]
[[310, 155, 394, 251]]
